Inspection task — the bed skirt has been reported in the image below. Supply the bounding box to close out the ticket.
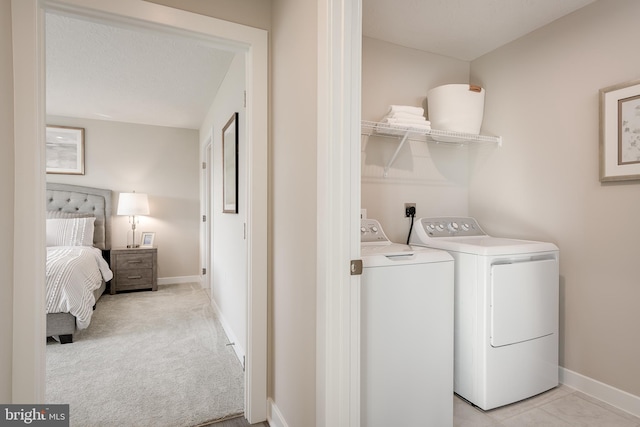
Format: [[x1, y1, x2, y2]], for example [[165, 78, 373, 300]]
[[47, 280, 107, 344]]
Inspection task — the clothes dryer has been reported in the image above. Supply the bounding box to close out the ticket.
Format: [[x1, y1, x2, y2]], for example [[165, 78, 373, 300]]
[[361, 219, 454, 426], [409, 217, 559, 410]]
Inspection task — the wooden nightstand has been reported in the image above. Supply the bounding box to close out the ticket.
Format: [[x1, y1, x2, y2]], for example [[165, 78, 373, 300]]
[[110, 247, 158, 294]]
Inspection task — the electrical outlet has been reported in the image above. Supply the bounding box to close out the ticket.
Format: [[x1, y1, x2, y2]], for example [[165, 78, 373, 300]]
[[404, 203, 416, 217]]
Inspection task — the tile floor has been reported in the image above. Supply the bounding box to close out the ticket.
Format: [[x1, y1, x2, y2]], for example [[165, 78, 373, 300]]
[[205, 385, 640, 426], [454, 385, 640, 427]]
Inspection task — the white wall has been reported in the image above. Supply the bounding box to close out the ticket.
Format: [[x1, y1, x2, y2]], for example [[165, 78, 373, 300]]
[[361, 37, 472, 243], [470, 0, 640, 397], [271, 0, 317, 425], [199, 53, 247, 363], [0, 0, 14, 402], [46, 116, 200, 280]]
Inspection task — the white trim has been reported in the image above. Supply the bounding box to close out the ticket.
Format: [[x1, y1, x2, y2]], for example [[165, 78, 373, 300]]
[[316, 0, 362, 426], [157, 276, 202, 286], [211, 297, 245, 368], [267, 398, 290, 427], [11, 0, 47, 403], [560, 367, 640, 418], [13, 1, 268, 421]]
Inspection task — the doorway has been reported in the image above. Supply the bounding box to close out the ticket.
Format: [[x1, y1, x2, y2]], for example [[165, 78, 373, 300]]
[[12, 0, 268, 423]]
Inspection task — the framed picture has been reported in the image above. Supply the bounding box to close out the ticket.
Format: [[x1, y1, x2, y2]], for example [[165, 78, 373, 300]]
[[140, 232, 155, 248], [46, 125, 85, 175], [222, 112, 239, 213], [599, 79, 640, 182]]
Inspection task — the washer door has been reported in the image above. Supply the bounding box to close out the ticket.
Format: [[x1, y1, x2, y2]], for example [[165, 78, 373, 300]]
[[490, 258, 558, 347]]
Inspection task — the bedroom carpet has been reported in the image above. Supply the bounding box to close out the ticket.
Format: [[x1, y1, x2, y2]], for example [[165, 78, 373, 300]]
[[46, 282, 244, 427]]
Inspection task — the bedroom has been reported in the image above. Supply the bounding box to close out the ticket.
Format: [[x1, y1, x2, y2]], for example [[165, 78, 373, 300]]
[[42, 5, 256, 424]]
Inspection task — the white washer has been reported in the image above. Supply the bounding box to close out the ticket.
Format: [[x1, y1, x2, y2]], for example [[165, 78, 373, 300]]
[[360, 219, 454, 426], [409, 217, 559, 410]]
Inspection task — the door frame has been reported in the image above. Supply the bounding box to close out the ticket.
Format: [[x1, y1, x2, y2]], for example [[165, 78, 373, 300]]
[[201, 136, 213, 297], [316, 0, 362, 426], [11, 0, 268, 422]]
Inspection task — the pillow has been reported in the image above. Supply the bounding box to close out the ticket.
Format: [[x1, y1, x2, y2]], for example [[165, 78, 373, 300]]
[[46, 217, 96, 247], [46, 210, 95, 219]]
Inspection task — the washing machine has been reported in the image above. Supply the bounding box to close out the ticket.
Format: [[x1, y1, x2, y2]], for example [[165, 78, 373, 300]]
[[409, 217, 559, 410], [360, 219, 454, 426]]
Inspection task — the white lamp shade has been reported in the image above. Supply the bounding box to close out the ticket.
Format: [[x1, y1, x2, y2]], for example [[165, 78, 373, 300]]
[[117, 192, 150, 216]]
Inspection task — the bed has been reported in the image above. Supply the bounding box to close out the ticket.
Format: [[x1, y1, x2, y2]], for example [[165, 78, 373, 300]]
[[46, 183, 113, 344]]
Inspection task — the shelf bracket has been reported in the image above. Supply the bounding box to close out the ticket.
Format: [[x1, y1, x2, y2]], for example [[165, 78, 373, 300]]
[[383, 131, 410, 178]]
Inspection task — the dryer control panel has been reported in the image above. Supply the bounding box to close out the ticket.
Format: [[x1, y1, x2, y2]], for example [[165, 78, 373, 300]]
[[419, 217, 487, 238], [361, 219, 391, 243]]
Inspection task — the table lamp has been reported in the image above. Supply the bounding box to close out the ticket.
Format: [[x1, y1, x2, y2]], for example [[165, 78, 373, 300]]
[[117, 191, 150, 248]]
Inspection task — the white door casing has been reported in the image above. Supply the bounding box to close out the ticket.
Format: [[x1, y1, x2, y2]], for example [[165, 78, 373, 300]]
[[316, 0, 362, 426], [201, 137, 213, 297]]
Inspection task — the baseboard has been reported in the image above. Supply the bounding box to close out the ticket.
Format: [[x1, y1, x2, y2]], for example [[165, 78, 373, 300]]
[[157, 275, 202, 285], [560, 367, 640, 418], [210, 298, 246, 367], [267, 398, 289, 427]]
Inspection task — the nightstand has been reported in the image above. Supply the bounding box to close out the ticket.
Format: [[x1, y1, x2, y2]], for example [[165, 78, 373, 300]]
[[110, 247, 158, 294]]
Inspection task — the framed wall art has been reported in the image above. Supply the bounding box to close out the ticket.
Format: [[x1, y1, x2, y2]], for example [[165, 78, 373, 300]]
[[599, 79, 640, 182], [46, 125, 85, 175], [222, 112, 239, 213]]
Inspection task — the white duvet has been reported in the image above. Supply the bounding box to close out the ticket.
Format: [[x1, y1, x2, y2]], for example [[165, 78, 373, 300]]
[[46, 246, 114, 330]]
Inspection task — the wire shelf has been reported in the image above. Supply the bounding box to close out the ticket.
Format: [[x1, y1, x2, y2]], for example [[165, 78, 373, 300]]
[[361, 120, 502, 177], [361, 120, 502, 146]]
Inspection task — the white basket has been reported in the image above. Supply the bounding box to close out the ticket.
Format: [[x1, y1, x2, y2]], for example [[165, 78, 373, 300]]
[[427, 84, 485, 134]]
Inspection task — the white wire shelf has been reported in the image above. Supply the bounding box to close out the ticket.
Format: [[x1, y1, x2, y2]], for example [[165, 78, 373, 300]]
[[361, 120, 502, 146], [361, 120, 502, 178]]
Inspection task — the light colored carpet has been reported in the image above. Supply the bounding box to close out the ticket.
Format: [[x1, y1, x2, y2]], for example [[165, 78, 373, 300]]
[[46, 282, 244, 427]]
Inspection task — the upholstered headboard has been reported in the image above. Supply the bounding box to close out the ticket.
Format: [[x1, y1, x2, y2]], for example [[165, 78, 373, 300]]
[[46, 183, 112, 250]]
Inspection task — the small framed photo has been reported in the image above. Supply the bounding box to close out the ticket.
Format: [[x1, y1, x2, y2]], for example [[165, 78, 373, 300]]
[[46, 125, 85, 175], [600, 79, 640, 181], [222, 112, 239, 213], [140, 232, 155, 248]]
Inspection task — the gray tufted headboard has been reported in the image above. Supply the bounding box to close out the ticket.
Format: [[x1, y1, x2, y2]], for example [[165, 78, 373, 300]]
[[46, 183, 112, 250]]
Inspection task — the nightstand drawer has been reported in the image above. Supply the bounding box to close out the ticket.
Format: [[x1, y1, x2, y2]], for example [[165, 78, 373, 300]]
[[116, 268, 153, 286], [116, 253, 153, 269]]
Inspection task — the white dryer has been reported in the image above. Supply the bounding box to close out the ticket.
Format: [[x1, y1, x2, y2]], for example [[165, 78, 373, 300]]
[[409, 217, 559, 410], [360, 219, 454, 426]]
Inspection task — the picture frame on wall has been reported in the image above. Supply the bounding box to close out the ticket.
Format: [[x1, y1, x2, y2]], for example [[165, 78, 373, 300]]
[[140, 232, 155, 248], [222, 112, 239, 213], [46, 125, 85, 175], [599, 79, 640, 182]]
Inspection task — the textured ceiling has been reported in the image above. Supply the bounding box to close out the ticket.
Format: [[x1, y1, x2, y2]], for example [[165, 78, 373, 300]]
[[363, 0, 597, 60], [46, 13, 235, 129]]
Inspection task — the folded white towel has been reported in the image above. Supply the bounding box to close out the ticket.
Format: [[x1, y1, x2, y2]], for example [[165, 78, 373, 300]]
[[388, 105, 425, 116], [387, 111, 427, 121], [383, 117, 431, 126]]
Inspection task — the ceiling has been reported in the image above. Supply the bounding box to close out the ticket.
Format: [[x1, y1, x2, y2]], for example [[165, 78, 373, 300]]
[[363, 0, 596, 61], [46, 13, 235, 129], [46, 1, 597, 129]]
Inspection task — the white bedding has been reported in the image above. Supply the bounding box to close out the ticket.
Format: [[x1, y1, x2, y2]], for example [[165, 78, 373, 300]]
[[46, 246, 114, 330]]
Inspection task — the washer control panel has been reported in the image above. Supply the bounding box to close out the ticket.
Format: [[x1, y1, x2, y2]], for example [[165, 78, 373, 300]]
[[361, 219, 391, 243], [419, 217, 486, 238]]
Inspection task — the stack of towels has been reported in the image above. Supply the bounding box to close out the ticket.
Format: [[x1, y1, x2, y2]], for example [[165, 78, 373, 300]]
[[377, 105, 431, 134]]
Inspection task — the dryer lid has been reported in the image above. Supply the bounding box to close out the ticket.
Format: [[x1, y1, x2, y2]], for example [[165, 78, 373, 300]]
[[417, 236, 558, 256]]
